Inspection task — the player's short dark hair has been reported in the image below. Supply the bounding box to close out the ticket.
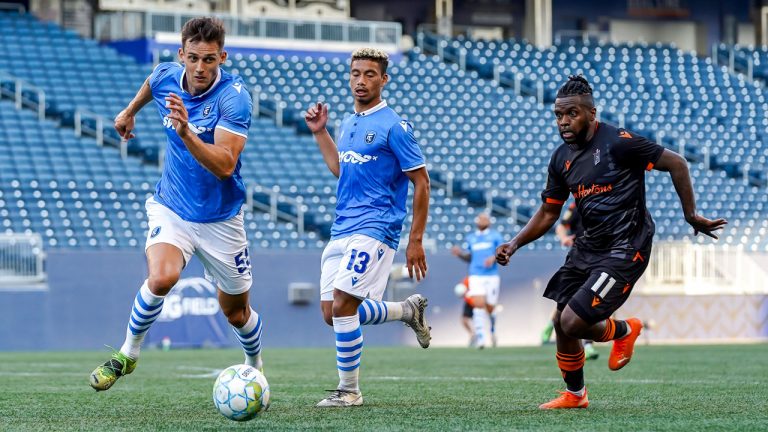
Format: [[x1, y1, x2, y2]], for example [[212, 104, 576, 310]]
[[351, 47, 389, 74], [556, 75, 594, 106], [181, 17, 226, 50]]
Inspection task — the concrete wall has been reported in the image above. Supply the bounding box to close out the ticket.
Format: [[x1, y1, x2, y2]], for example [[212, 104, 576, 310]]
[[0, 249, 566, 351]]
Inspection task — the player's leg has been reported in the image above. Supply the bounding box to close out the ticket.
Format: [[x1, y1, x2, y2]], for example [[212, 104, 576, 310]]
[[195, 212, 262, 371], [316, 288, 365, 407], [468, 275, 490, 348], [90, 199, 192, 391], [539, 305, 589, 409], [218, 289, 263, 371], [317, 238, 363, 407], [559, 255, 650, 371], [486, 275, 501, 347], [583, 340, 599, 360], [317, 235, 393, 407], [541, 309, 556, 345], [538, 259, 590, 409], [358, 295, 431, 348], [461, 302, 475, 347], [320, 240, 430, 349]]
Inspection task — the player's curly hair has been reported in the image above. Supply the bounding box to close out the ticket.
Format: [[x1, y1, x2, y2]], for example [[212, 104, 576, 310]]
[[556, 74, 594, 107], [556, 75, 593, 98], [351, 47, 389, 74], [181, 17, 226, 50]]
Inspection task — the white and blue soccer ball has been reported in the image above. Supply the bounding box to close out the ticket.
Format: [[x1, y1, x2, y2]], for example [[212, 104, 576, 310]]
[[212, 364, 270, 421]]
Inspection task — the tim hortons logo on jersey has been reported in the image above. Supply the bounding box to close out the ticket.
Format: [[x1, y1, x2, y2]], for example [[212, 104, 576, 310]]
[[338, 150, 378, 164], [573, 183, 613, 199]]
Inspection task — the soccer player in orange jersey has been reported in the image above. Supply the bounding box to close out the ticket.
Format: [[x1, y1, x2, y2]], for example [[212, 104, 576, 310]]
[[496, 75, 726, 409]]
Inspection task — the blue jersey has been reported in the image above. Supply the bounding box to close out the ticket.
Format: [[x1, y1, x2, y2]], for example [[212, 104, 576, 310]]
[[149, 62, 252, 222], [464, 229, 504, 276], [332, 101, 426, 249]]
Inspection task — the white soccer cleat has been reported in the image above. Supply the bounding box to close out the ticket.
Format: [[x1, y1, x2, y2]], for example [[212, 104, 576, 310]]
[[316, 389, 364, 407], [404, 294, 431, 349]]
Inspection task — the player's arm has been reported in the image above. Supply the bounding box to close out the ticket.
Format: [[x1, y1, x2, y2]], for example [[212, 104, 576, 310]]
[[114, 76, 153, 140], [653, 149, 727, 238], [304, 102, 339, 177], [555, 208, 575, 247], [165, 93, 245, 180], [497, 150, 568, 265], [405, 167, 430, 281], [451, 246, 471, 262], [496, 202, 562, 266]]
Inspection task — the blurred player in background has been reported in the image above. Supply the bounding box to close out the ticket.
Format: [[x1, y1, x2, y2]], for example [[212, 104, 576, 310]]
[[304, 47, 431, 407], [452, 213, 504, 348], [496, 75, 726, 409], [453, 277, 476, 347], [541, 201, 599, 360], [90, 18, 265, 391]]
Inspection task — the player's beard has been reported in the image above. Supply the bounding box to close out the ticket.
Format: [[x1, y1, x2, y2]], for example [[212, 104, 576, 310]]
[[565, 126, 591, 149]]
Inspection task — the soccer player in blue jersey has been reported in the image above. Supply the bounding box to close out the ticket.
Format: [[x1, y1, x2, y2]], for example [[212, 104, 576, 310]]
[[304, 48, 431, 407], [89, 17, 264, 391], [451, 213, 504, 348]]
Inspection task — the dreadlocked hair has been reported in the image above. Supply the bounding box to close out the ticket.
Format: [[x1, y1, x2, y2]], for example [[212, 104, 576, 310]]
[[556, 75, 593, 98]]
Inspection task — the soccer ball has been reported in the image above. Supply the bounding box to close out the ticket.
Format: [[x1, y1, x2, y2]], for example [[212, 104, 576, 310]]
[[454, 281, 468, 297], [212, 364, 270, 421]]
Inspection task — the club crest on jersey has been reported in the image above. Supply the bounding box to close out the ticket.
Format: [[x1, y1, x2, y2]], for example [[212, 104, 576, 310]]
[[365, 131, 376, 143], [150, 226, 161, 238], [593, 148, 601, 165], [203, 105, 211, 117]]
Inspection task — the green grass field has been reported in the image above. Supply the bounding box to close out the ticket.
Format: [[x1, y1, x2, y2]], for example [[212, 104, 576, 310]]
[[1, 344, 766, 431]]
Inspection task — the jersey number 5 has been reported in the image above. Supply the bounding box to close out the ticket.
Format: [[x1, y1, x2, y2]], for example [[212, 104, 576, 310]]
[[346, 249, 370, 274], [234, 247, 251, 275]]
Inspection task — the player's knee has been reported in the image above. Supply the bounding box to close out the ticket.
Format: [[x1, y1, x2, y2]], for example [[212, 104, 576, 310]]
[[147, 271, 180, 295], [320, 302, 334, 325], [223, 307, 249, 328], [559, 309, 587, 338], [322, 309, 333, 326]]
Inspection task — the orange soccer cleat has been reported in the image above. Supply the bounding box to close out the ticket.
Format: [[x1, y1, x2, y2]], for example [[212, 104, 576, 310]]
[[538, 389, 589, 409], [609, 317, 643, 371]]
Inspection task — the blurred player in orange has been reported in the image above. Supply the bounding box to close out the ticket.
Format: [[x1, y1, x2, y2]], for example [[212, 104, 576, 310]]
[[454, 277, 476, 347], [496, 75, 726, 409]]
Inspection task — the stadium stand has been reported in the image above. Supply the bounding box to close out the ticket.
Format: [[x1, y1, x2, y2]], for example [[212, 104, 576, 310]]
[[417, 33, 768, 250], [1, 9, 766, 251], [0, 10, 521, 250]]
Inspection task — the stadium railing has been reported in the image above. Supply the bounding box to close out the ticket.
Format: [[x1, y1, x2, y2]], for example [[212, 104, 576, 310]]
[[246, 182, 309, 236], [0, 70, 47, 121], [94, 11, 401, 49], [0, 233, 47, 289], [641, 241, 768, 295]]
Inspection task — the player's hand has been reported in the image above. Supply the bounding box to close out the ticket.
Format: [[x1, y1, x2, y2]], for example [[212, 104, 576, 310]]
[[114, 109, 136, 140], [484, 256, 495, 268], [685, 214, 728, 239], [304, 102, 329, 134], [495, 241, 516, 266], [406, 241, 428, 281], [560, 234, 575, 247], [165, 93, 189, 138], [450, 245, 462, 256]]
